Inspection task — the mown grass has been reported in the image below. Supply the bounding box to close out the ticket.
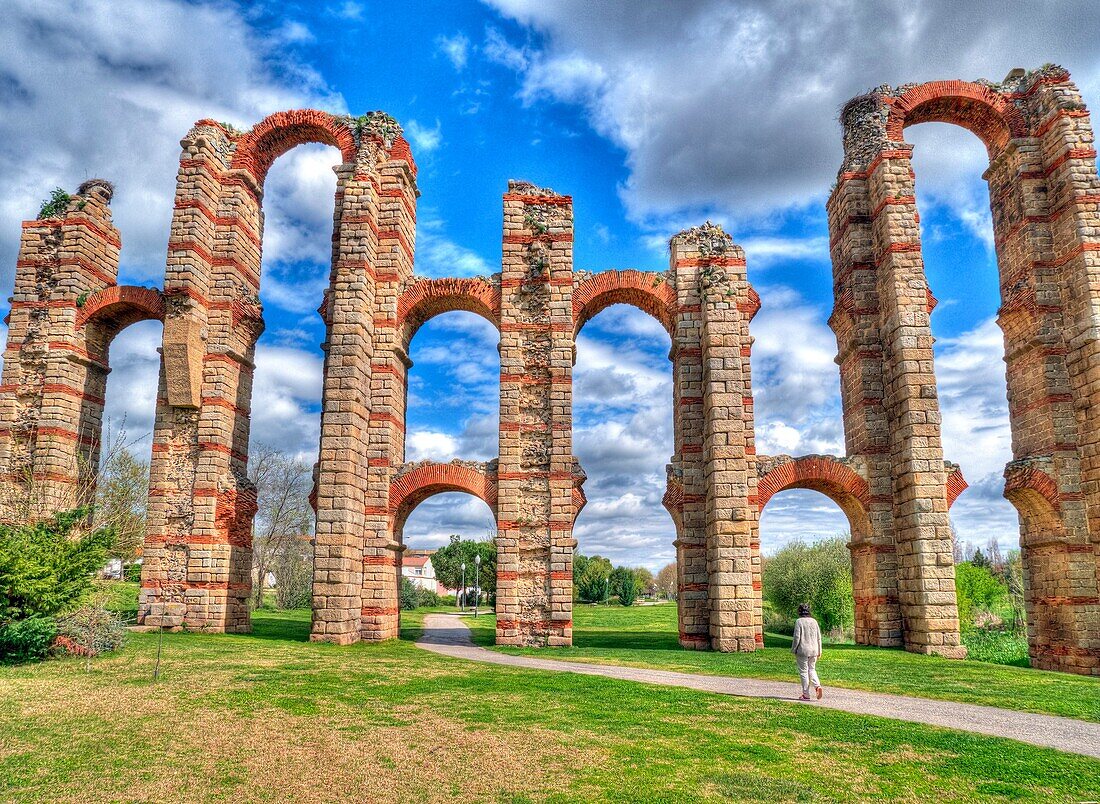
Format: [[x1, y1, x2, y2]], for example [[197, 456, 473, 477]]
[[0, 606, 1095, 801], [469, 603, 1100, 723]]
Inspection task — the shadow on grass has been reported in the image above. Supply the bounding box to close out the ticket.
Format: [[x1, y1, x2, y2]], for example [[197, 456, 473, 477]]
[[248, 610, 312, 643]]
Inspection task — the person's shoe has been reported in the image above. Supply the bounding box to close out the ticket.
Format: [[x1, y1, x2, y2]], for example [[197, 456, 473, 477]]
[[815, 686, 823, 700], [799, 694, 811, 701]]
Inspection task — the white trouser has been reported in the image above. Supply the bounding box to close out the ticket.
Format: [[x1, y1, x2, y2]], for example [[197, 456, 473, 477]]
[[796, 654, 820, 695]]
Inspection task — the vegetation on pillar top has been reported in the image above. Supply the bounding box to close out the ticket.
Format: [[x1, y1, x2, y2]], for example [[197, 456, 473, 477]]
[[348, 110, 402, 148]]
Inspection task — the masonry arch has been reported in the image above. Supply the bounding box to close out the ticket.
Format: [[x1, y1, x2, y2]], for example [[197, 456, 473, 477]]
[[756, 456, 881, 645], [573, 269, 676, 338], [831, 68, 1100, 669], [396, 277, 500, 350], [389, 461, 498, 538], [69, 288, 165, 511], [572, 281, 677, 628], [886, 80, 1025, 156], [144, 108, 394, 634]]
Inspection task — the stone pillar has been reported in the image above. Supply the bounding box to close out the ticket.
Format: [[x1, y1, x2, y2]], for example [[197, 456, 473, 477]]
[[355, 128, 419, 643], [672, 224, 762, 651], [865, 146, 966, 657], [1018, 71, 1100, 674], [496, 181, 574, 647], [0, 180, 121, 520], [142, 121, 226, 630], [668, 239, 709, 649], [826, 143, 903, 647]]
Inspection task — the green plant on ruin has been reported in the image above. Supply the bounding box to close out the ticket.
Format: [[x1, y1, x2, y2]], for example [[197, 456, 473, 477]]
[[75, 291, 91, 308], [37, 188, 71, 220], [351, 111, 401, 147], [524, 207, 550, 235]]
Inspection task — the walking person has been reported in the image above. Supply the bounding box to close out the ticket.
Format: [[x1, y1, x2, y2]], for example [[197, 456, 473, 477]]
[[791, 603, 823, 701]]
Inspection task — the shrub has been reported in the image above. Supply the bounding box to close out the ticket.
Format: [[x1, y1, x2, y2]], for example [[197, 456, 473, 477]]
[[54, 603, 126, 657], [575, 555, 612, 603], [963, 627, 1029, 667], [0, 616, 57, 664], [399, 577, 420, 611], [0, 508, 115, 622], [763, 537, 854, 635], [416, 587, 441, 608], [954, 562, 1009, 631], [37, 187, 71, 219]]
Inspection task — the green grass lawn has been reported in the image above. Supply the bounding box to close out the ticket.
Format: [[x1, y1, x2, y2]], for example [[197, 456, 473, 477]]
[[467, 603, 1100, 723], [1, 601, 1098, 801]]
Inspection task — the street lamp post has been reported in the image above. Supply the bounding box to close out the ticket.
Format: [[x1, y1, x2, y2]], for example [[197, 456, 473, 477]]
[[474, 553, 482, 618], [460, 562, 466, 611]]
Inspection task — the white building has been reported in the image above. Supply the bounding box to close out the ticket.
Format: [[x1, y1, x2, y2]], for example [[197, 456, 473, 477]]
[[402, 552, 446, 594]]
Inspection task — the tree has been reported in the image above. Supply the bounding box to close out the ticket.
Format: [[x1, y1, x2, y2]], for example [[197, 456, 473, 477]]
[[575, 555, 612, 603], [762, 537, 854, 634], [971, 547, 988, 569], [614, 567, 643, 606], [0, 508, 114, 623], [634, 567, 656, 598], [249, 445, 314, 609], [655, 562, 677, 600], [94, 443, 148, 571], [429, 536, 496, 601]]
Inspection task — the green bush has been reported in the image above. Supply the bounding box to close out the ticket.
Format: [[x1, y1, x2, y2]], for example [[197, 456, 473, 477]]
[[55, 603, 126, 657], [0, 508, 114, 622], [37, 187, 71, 219], [763, 537, 854, 635], [954, 562, 1009, 631], [416, 587, 441, 608], [123, 562, 142, 583], [0, 616, 57, 664], [399, 577, 420, 611]]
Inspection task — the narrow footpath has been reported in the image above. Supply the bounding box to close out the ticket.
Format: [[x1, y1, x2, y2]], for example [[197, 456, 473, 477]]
[[416, 613, 1100, 760]]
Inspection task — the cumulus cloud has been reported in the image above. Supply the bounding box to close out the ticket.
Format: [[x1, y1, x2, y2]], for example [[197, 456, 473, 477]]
[[405, 119, 444, 153], [436, 33, 471, 71], [0, 0, 345, 292], [750, 285, 844, 457], [481, 0, 1100, 229], [413, 208, 494, 277]]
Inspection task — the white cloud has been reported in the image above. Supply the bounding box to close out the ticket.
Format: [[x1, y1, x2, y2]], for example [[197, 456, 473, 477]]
[[334, 2, 363, 21], [413, 209, 494, 277], [405, 431, 461, 462], [742, 236, 830, 268], [0, 0, 345, 292], [436, 33, 471, 71], [405, 119, 444, 153], [481, 1, 1100, 229]]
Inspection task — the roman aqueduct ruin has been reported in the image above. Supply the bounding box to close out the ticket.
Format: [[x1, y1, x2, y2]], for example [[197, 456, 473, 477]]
[[0, 65, 1097, 675]]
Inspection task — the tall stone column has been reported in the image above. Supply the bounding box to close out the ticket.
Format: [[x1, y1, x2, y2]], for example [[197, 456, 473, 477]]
[[1020, 71, 1100, 674], [826, 138, 903, 647], [672, 224, 761, 652], [355, 128, 419, 643], [496, 181, 574, 647], [0, 180, 121, 520], [668, 239, 710, 649], [833, 92, 965, 657]]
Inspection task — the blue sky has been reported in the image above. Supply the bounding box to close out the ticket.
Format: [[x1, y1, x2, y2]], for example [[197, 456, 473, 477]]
[[2, 1, 1099, 570]]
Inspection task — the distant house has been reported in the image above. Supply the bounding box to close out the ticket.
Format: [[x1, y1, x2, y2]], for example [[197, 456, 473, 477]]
[[402, 551, 452, 595]]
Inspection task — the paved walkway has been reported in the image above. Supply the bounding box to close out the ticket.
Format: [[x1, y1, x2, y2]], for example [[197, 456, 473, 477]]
[[416, 613, 1100, 760]]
